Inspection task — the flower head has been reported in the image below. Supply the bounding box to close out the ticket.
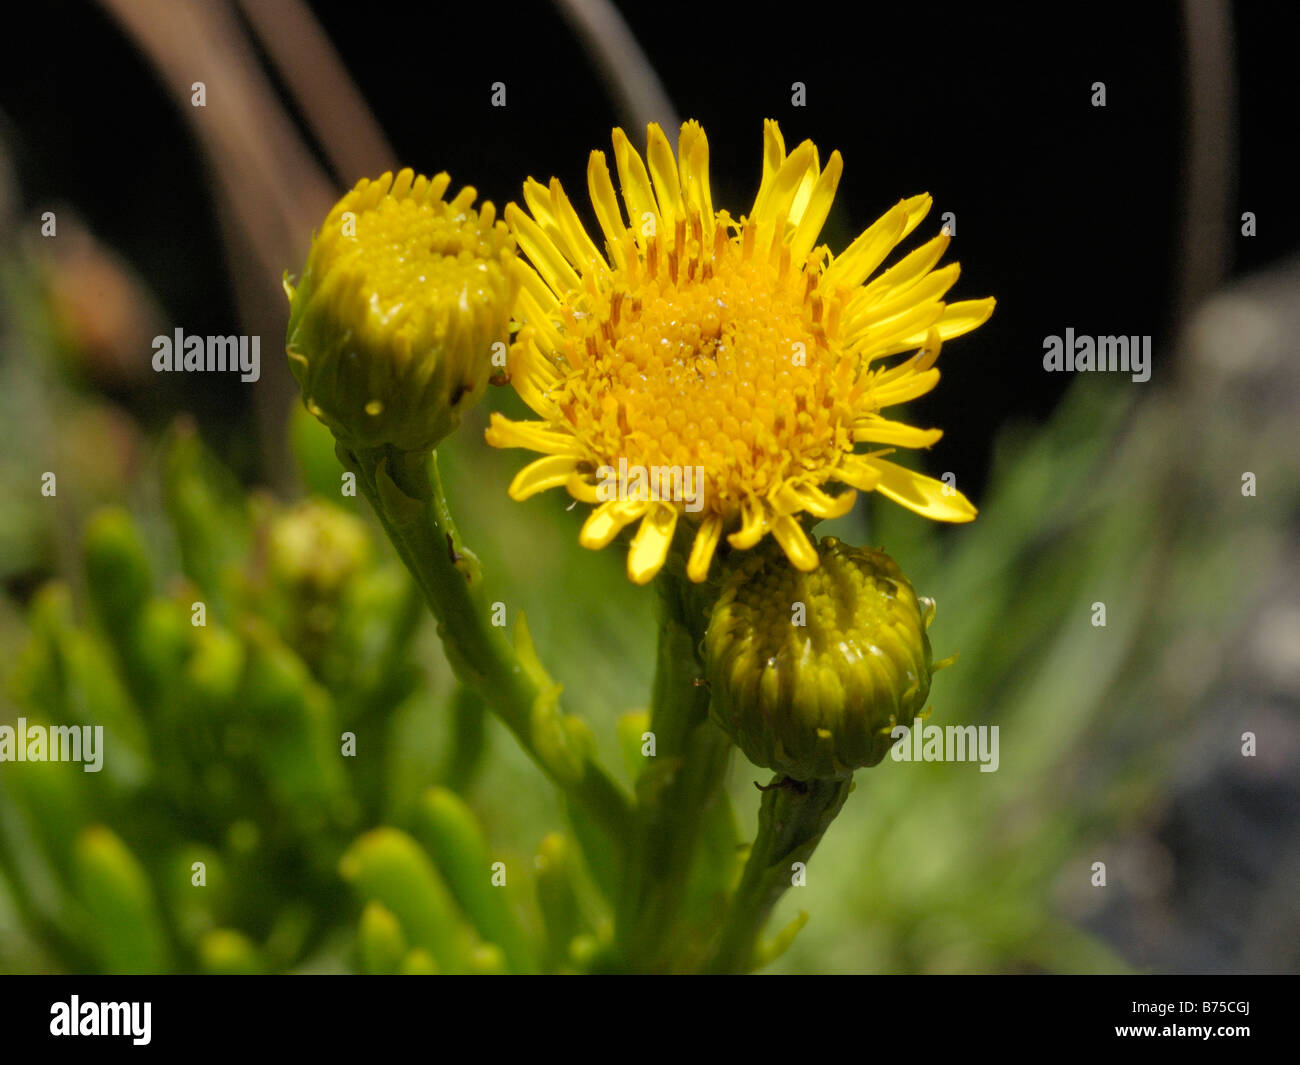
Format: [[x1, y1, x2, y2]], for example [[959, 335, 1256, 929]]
[[704, 537, 940, 780], [486, 120, 993, 584], [286, 169, 518, 454]]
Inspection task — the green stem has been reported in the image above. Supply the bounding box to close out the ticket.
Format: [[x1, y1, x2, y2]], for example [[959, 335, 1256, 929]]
[[706, 775, 853, 974], [616, 567, 730, 972], [342, 443, 633, 858]]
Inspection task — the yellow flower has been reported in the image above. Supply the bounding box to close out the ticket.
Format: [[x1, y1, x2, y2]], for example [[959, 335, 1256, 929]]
[[286, 170, 517, 454], [486, 121, 993, 584]]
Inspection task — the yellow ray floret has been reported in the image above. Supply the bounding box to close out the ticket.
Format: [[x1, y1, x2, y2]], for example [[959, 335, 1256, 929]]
[[486, 120, 994, 584]]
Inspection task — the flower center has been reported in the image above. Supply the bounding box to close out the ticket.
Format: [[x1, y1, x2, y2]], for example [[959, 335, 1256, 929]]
[[551, 213, 864, 515], [348, 188, 509, 329]]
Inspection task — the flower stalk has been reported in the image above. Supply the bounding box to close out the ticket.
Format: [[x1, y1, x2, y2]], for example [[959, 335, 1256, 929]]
[[616, 564, 731, 971], [339, 442, 633, 856], [706, 774, 852, 973]]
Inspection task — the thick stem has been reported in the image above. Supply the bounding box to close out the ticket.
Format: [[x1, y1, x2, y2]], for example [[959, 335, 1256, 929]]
[[706, 775, 853, 974], [617, 568, 730, 972], [343, 443, 633, 857]]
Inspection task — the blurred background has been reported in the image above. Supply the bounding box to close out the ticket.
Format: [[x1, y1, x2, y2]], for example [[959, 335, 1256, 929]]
[[0, 0, 1296, 973]]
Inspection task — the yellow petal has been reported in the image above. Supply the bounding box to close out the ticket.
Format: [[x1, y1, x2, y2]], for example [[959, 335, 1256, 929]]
[[851, 302, 947, 359], [508, 455, 582, 500], [821, 201, 908, 289], [726, 496, 769, 549], [485, 415, 581, 455], [508, 336, 562, 419], [753, 119, 789, 217], [566, 471, 605, 504], [612, 127, 659, 243], [627, 503, 678, 584], [870, 328, 943, 387], [645, 123, 684, 223], [898, 298, 996, 349], [588, 151, 629, 267], [870, 367, 942, 407], [866, 457, 977, 522], [771, 481, 857, 519], [852, 417, 943, 448], [855, 234, 952, 309], [507, 204, 582, 297], [771, 515, 818, 571], [834, 455, 884, 492], [789, 150, 843, 261], [787, 147, 820, 228], [515, 283, 564, 354], [579, 499, 648, 549], [898, 192, 933, 242], [677, 120, 714, 237], [686, 513, 724, 582], [753, 141, 817, 238], [547, 177, 610, 277], [853, 264, 961, 331]]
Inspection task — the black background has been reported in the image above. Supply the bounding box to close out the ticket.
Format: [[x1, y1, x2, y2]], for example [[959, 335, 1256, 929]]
[[1, 1, 1295, 497]]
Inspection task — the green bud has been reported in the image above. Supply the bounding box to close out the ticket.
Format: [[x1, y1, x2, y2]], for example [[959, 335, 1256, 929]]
[[162, 419, 251, 610], [704, 538, 941, 780], [240, 620, 348, 819], [199, 929, 264, 974], [163, 845, 229, 945], [471, 943, 508, 975], [74, 826, 170, 973], [83, 507, 152, 639], [357, 900, 407, 975], [534, 832, 583, 971], [415, 788, 538, 973], [267, 500, 371, 597], [339, 828, 476, 974], [400, 948, 439, 975], [0, 741, 87, 882], [184, 626, 245, 710], [617, 710, 650, 780]]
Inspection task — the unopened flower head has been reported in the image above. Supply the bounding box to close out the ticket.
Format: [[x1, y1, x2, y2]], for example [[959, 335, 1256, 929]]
[[487, 120, 994, 584], [286, 169, 518, 454], [704, 537, 941, 781], [268, 500, 371, 596]]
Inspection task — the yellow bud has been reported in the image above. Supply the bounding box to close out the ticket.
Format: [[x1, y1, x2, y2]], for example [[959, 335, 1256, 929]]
[[285, 169, 518, 453], [704, 538, 940, 780]]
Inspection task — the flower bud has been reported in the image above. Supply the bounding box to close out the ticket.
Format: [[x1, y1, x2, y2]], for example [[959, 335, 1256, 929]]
[[704, 537, 940, 780], [285, 169, 518, 454], [267, 500, 371, 597]]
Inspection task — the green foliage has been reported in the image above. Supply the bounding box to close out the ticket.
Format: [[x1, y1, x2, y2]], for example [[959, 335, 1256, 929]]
[[1, 353, 1291, 974]]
